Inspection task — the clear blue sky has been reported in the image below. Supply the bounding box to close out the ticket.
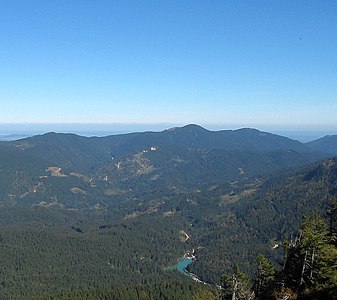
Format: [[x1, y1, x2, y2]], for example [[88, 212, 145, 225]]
[[0, 0, 336, 130]]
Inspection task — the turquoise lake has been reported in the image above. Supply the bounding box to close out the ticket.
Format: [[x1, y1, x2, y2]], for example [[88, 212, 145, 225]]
[[166, 257, 193, 276], [176, 257, 193, 275]]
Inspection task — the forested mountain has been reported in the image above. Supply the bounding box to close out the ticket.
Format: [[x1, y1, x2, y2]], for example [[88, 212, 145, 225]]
[[0, 125, 327, 210], [306, 134, 337, 155], [221, 211, 337, 300], [0, 125, 336, 299], [5, 124, 321, 172], [189, 156, 337, 284]]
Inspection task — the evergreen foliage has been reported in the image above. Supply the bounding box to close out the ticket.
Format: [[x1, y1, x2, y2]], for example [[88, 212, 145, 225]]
[[37, 281, 220, 300], [222, 266, 254, 300], [330, 197, 337, 245], [223, 208, 337, 300], [253, 255, 275, 299], [0, 128, 336, 298], [279, 211, 337, 298]]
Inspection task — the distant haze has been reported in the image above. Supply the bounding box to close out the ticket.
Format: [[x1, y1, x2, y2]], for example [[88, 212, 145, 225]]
[[0, 123, 336, 143]]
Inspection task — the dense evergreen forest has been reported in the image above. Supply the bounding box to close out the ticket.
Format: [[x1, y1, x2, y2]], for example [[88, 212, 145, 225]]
[[0, 126, 336, 298], [222, 203, 337, 299]]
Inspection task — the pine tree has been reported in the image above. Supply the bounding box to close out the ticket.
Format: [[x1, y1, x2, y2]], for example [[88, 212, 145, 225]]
[[281, 233, 304, 291], [280, 212, 337, 297], [222, 266, 254, 300], [253, 254, 275, 299], [330, 197, 337, 246]]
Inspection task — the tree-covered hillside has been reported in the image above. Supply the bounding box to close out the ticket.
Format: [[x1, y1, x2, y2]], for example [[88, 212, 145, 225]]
[[306, 134, 337, 156], [0, 126, 336, 299], [0, 125, 327, 211], [222, 209, 337, 299]]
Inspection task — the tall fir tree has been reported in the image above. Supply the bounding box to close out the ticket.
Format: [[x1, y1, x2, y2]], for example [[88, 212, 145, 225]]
[[253, 254, 275, 299]]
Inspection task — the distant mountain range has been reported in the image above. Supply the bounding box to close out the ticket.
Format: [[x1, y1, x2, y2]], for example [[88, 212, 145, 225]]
[[1, 124, 329, 168], [0, 124, 337, 297], [0, 124, 332, 209], [306, 134, 337, 155]]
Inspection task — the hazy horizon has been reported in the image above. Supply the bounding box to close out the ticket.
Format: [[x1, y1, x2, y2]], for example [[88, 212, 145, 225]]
[[0, 122, 336, 143]]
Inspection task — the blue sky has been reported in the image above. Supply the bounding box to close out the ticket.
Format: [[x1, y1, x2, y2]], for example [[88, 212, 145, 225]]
[[0, 1, 336, 130]]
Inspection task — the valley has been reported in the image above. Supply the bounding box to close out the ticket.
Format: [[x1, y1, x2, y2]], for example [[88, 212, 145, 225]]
[[0, 125, 336, 299]]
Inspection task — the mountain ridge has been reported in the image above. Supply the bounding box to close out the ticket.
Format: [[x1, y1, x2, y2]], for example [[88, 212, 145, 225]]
[[0, 124, 336, 297], [8, 124, 320, 154], [306, 134, 337, 155], [0, 124, 329, 211]]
